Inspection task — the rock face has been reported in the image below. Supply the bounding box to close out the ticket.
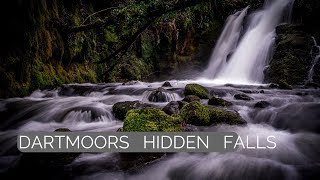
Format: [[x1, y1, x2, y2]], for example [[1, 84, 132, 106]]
[[184, 84, 209, 99], [123, 107, 183, 132], [208, 96, 233, 107], [254, 101, 271, 108], [265, 24, 313, 85], [278, 80, 293, 90], [183, 95, 201, 102], [162, 101, 180, 115], [234, 93, 253, 101]]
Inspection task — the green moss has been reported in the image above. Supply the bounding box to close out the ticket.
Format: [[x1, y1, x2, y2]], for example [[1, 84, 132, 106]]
[[209, 108, 245, 125], [180, 101, 210, 126], [208, 96, 233, 107], [123, 107, 183, 132], [184, 84, 209, 99]]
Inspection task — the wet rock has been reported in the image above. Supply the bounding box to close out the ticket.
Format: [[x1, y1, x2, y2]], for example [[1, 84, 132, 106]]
[[113, 101, 140, 120], [54, 128, 71, 132], [208, 96, 233, 107], [123, 107, 183, 132], [163, 101, 180, 115], [210, 89, 227, 97], [162, 81, 172, 87], [260, 90, 265, 93], [305, 82, 320, 89], [278, 80, 292, 90], [180, 102, 211, 126], [184, 84, 209, 99], [269, 83, 280, 89], [254, 101, 271, 108], [148, 87, 171, 102], [117, 127, 123, 132], [122, 81, 139, 85], [234, 93, 253, 101], [296, 92, 309, 96], [183, 95, 201, 103]]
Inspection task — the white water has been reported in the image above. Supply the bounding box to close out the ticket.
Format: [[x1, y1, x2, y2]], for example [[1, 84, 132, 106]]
[[202, 0, 295, 84], [307, 37, 320, 83]]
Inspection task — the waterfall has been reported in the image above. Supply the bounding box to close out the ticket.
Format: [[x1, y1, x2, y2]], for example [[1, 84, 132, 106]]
[[307, 37, 320, 83], [202, 7, 248, 78], [202, 0, 295, 84]]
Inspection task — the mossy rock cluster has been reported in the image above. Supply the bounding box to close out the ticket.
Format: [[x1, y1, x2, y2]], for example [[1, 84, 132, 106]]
[[208, 96, 233, 107], [180, 101, 245, 126], [184, 84, 209, 99], [123, 107, 183, 132]]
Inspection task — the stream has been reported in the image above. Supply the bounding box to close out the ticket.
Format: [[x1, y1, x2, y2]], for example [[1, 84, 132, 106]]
[[0, 80, 320, 179]]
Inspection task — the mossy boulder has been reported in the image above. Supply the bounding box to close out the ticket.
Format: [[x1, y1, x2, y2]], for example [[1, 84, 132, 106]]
[[209, 108, 246, 125], [113, 101, 141, 120], [254, 101, 271, 108], [208, 96, 233, 107], [183, 95, 201, 102], [184, 84, 209, 99], [123, 107, 183, 132], [234, 93, 253, 101], [180, 102, 211, 126]]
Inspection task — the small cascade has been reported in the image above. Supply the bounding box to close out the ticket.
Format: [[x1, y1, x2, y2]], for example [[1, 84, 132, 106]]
[[307, 37, 320, 83], [142, 88, 180, 103]]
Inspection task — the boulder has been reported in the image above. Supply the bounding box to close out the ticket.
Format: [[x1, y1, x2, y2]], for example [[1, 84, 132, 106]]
[[162, 81, 172, 87], [184, 84, 209, 99], [123, 107, 183, 132], [182, 95, 201, 103], [112, 101, 156, 120], [162, 101, 180, 115], [208, 96, 233, 107], [148, 87, 171, 102], [234, 93, 253, 101], [180, 102, 211, 126], [254, 101, 271, 108]]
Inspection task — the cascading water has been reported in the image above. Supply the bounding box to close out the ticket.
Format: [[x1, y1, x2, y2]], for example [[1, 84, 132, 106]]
[[307, 37, 320, 83], [202, 7, 249, 78], [202, 0, 295, 84]]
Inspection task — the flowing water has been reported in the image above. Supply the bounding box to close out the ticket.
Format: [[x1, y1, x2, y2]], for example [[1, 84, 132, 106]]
[[0, 80, 320, 179], [202, 0, 295, 84]]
